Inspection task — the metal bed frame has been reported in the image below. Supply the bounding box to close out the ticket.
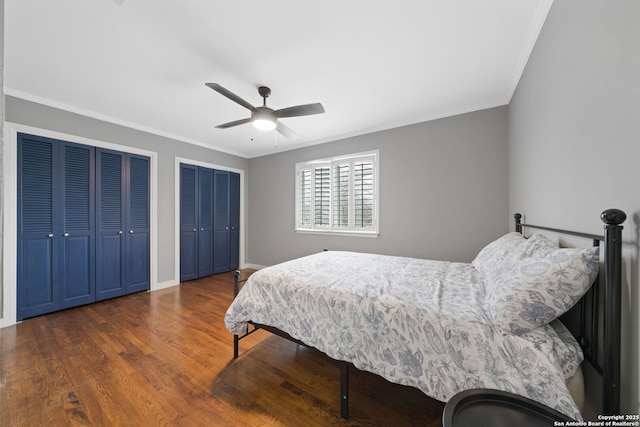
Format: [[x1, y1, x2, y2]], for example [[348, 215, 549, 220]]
[[232, 209, 625, 419]]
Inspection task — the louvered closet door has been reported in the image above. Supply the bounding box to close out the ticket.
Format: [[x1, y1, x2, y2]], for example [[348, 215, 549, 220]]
[[96, 150, 150, 298], [60, 142, 95, 309], [229, 172, 240, 271], [125, 154, 150, 292], [180, 164, 198, 282], [213, 170, 230, 274], [96, 149, 126, 300], [180, 164, 215, 281], [197, 167, 214, 277], [17, 134, 95, 319], [17, 134, 58, 319]]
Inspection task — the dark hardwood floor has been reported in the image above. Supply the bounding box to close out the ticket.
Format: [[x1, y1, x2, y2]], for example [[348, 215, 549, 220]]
[[0, 271, 445, 426]]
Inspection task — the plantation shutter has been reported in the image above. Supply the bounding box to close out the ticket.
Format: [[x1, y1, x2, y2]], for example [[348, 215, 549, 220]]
[[299, 168, 311, 227], [354, 161, 374, 228], [314, 167, 330, 226], [295, 151, 377, 234], [333, 163, 349, 227]]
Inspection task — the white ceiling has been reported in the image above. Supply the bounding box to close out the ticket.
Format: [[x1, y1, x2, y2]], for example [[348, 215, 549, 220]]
[[4, 0, 552, 158]]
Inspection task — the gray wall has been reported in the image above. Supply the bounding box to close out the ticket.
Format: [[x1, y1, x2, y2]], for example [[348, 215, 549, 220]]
[[4, 96, 249, 287], [247, 106, 508, 267], [509, 0, 640, 416]]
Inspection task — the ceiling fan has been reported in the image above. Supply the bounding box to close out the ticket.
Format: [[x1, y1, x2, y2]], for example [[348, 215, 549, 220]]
[[205, 83, 325, 138]]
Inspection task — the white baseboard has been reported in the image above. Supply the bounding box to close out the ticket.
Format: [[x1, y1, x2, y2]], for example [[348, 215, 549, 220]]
[[242, 263, 266, 270], [153, 280, 179, 291], [0, 317, 18, 329]]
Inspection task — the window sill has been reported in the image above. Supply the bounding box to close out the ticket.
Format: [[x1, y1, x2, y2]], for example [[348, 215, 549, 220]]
[[294, 229, 379, 238]]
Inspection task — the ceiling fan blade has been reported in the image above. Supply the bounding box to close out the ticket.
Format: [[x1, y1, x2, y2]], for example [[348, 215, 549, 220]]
[[206, 83, 257, 112], [276, 121, 296, 139], [215, 117, 252, 129], [275, 103, 325, 118]]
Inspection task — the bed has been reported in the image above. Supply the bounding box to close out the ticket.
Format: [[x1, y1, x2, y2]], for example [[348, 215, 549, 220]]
[[224, 209, 625, 420]]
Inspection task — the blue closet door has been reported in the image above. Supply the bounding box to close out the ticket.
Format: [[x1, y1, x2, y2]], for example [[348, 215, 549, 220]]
[[96, 150, 150, 298], [17, 134, 95, 319], [180, 164, 198, 282], [60, 142, 95, 309], [197, 167, 214, 277], [180, 164, 214, 281], [96, 149, 126, 300], [18, 135, 147, 317], [17, 134, 58, 319], [229, 172, 240, 271], [213, 170, 230, 274], [125, 154, 150, 293]]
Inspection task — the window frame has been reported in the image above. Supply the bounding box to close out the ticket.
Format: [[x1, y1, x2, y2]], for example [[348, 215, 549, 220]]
[[295, 150, 379, 237]]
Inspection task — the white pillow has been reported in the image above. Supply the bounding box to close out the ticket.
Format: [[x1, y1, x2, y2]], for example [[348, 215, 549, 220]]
[[486, 234, 599, 335], [472, 232, 526, 279]]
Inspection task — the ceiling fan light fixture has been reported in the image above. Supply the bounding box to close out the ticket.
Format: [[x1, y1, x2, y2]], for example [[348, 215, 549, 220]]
[[253, 117, 277, 131]]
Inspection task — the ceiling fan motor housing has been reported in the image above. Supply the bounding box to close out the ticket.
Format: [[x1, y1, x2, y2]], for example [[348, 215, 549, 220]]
[[258, 86, 271, 99]]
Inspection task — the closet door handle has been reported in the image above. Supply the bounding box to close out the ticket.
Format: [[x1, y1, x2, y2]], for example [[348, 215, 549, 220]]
[[48, 233, 54, 238], [193, 228, 197, 232], [63, 232, 69, 237], [129, 230, 134, 234], [118, 231, 123, 235], [200, 228, 204, 231]]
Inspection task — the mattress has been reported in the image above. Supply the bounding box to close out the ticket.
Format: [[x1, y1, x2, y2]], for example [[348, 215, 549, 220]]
[[224, 251, 584, 419]]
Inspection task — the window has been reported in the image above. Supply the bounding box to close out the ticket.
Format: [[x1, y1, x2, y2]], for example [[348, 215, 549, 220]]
[[295, 151, 378, 236]]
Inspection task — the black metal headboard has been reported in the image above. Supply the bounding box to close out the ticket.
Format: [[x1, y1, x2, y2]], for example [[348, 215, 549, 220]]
[[514, 209, 626, 415]]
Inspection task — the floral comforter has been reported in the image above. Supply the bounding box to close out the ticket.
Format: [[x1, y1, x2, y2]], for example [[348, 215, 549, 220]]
[[224, 251, 583, 419]]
